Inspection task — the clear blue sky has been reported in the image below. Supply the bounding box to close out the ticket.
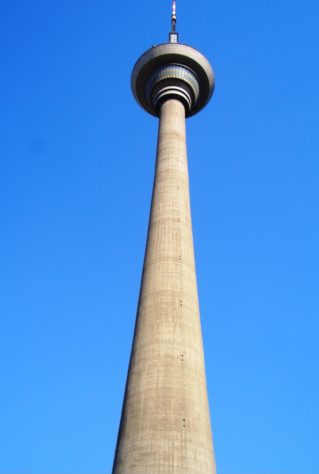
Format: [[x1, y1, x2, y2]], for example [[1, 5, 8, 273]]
[[1, 1, 318, 473]]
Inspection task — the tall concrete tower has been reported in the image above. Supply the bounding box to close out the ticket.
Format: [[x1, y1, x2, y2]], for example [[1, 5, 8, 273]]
[[112, 3, 216, 473]]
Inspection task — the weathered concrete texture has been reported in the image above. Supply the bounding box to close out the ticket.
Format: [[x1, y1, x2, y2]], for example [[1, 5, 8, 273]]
[[113, 99, 216, 474]]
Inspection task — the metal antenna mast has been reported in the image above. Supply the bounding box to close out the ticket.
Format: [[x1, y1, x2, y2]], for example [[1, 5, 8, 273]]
[[169, 1, 179, 43]]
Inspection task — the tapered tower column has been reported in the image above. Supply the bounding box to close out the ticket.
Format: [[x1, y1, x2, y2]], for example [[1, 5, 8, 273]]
[[112, 10, 216, 473]]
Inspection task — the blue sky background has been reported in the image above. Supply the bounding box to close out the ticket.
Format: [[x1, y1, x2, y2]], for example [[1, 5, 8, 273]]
[[1, 1, 318, 473]]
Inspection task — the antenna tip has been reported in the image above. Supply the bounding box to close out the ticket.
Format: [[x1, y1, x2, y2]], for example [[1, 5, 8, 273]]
[[169, 0, 178, 42], [172, 1, 176, 18]]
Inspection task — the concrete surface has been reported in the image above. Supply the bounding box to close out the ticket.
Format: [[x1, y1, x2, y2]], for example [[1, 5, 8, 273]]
[[113, 99, 216, 474]]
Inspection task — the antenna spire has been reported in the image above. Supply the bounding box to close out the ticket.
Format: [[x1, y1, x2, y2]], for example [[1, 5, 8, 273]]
[[172, 1, 177, 31], [169, 1, 179, 43]]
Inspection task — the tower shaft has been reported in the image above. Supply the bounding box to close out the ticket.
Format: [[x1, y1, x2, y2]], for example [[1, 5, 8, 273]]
[[113, 99, 216, 474]]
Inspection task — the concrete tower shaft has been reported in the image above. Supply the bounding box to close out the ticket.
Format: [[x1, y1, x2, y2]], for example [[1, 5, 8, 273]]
[[112, 16, 216, 472], [113, 98, 216, 473]]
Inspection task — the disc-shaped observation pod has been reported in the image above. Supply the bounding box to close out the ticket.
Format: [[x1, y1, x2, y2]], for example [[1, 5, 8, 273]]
[[131, 42, 215, 118]]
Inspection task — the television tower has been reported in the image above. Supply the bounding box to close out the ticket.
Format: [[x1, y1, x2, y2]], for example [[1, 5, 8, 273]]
[[112, 3, 216, 472]]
